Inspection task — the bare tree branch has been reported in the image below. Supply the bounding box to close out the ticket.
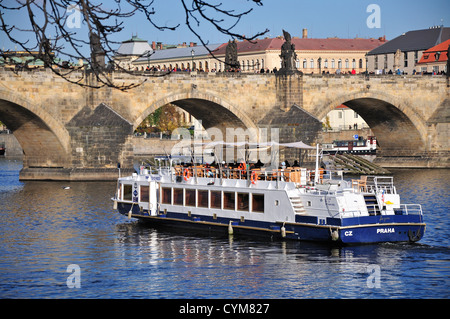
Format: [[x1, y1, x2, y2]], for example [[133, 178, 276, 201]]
[[0, 0, 268, 90]]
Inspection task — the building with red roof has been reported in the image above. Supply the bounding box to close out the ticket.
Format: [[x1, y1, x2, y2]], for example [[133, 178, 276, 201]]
[[211, 31, 385, 74], [416, 38, 450, 74]]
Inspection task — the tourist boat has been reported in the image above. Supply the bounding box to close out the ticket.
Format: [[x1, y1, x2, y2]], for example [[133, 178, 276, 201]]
[[112, 142, 425, 245], [322, 136, 377, 155]]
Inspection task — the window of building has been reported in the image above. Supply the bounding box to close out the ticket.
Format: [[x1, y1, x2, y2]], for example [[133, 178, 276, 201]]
[[123, 184, 132, 201], [303, 59, 307, 68], [295, 59, 300, 69], [173, 188, 183, 205], [310, 59, 314, 69], [161, 187, 171, 204], [237, 193, 249, 211], [338, 59, 342, 69], [252, 194, 264, 213], [140, 186, 149, 202], [352, 59, 356, 69], [210, 191, 222, 209], [374, 56, 378, 69], [324, 59, 328, 68], [345, 59, 349, 69], [223, 192, 235, 210], [197, 190, 208, 208], [359, 59, 363, 69], [331, 59, 335, 68], [185, 189, 196, 206]]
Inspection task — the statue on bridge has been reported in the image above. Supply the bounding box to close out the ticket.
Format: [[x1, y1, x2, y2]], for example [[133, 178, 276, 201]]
[[90, 32, 106, 71], [225, 40, 239, 71], [278, 30, 301, 75]]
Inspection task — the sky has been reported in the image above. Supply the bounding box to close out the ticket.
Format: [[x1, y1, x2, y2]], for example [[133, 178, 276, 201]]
[[0, 0, 449, 56]]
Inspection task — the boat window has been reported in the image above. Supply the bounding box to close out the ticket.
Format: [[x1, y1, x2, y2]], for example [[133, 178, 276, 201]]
[[211, 191, 222, 209], [252, 194, 264, 213], [140, 186, 149, 202], [223, 192, 235, 210], [185, 189, 196, 206], [173, 188, 183, 205], [161, 187, 172, 204], [237, 193, 249, 211], [123, 184, 132, 201], [197, 190, 209, 208]]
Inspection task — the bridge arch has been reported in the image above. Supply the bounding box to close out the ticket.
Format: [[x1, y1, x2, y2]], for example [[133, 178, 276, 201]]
[[134, 90, 257, 133], [0, 88, 70, 167], [318, 90, 427, 153]]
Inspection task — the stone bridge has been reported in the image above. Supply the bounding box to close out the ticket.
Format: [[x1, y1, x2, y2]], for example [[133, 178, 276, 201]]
[[0, 68, 448, 180]]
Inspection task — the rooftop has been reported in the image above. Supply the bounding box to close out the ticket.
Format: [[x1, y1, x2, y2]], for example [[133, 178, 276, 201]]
[[116, 35, 153, 57], [213, 37, 385, 55], [134, 43, 222, 62], [368, 26, 450, 55], [417, 38, 450, 64]]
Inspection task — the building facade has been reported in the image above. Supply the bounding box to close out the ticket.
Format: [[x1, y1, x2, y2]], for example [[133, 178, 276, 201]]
[[322, 105, 369, 131], [367, 26, 450, 74], [120, 29, 385, 74]]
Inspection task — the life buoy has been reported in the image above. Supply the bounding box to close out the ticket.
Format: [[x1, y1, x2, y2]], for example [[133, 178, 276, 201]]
[[250, 171, 258, 184], [183, 168, 191, 181]]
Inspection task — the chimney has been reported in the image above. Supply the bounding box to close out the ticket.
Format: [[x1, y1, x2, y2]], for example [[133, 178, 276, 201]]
[[302, 28, 308, 39], [157, 42, 163, 50], [190, 42, 194, 47], [152, 41, 156, 50]]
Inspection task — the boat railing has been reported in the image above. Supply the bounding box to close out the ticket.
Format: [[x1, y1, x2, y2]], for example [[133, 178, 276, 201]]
[[398, 204, 423, 215], [353, 175, 396, 194]]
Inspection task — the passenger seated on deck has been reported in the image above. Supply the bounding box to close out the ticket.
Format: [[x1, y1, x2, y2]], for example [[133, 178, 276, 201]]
[[293, 160, 300, 167]]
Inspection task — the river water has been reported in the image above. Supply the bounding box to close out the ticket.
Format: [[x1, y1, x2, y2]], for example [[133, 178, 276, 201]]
[[0, 158, 448, 299]]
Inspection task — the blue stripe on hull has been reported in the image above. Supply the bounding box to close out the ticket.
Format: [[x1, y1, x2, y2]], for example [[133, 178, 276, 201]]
[[116, 203, 425, 244]]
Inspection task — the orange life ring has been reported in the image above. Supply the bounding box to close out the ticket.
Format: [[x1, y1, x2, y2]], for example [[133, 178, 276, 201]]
[[183, 168, 191, 181], [250, 171, 258, 184]]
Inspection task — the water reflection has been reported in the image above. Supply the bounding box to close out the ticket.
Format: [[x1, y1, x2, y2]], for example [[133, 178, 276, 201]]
[[112, 221, 429, 298]]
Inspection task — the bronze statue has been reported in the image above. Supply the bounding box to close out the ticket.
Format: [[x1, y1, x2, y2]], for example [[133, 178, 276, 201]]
[[279, 30, 299, 75], [225, 40, 239, 71], [90, 32, 106, 70]]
